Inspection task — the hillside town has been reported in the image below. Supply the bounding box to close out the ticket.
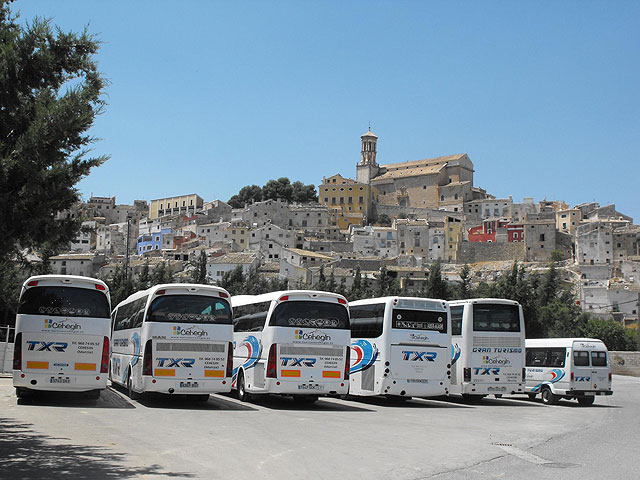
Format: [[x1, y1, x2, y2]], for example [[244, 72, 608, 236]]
[[50, 129, 639, 329]]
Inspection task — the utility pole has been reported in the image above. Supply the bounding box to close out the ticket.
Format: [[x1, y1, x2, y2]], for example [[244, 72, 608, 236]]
[[125, 215, 131, 281]]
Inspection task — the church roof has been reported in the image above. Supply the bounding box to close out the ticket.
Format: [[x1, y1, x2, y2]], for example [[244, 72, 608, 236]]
[[361, 129, 378, 138], [372, 153, 469, 182]]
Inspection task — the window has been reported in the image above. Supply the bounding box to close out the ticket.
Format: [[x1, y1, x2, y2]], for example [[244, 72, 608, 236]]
[[271, 301, 349, 329], [19, 286, 111, 319], [539, 234, 545, 242], [233, 301, 271, 332], [349, 303, 385, 338], [440, 195, 445, 202], [148, 295, 231, 324], [392, 309, 447, 333], [451, 306, 463, 336], [591, 351, 607, 367], [472, 303, 520, 332], [573, 351, 590, 367]]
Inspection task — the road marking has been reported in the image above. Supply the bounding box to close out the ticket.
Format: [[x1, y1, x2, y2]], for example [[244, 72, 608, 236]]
[[492, 443, 548, 465]]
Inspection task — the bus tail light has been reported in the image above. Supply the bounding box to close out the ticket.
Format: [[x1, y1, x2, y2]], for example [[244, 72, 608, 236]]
[[226, 342, 233, 378], [344, 346, 350, 380], [27, 280, 38, 287], [156, 289, 166, 296], [266, 344, 278, 378], [96, 284, 106, 291], [142, 340, 153, 376], [100, 337, 110, 373], [219, 291, 229, 298], [463, 368, 471, 383], [13, 333, 22, 370], [279, 295, 289, 302], [570, 372, 574, 382], [338, 298, 347, 305], [608, 372, 612, 382]]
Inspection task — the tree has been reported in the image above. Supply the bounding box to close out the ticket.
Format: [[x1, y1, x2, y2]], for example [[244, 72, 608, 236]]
[[262, 177, 294, 202], [377, 214, 392, 227], [107, 264, 135, 306], [291, 181, 318, 203], [425, 261, 449, 300], [316, 265, 327, 291], [578, 316, 638, 351], [227, 185, 262, 208], [377, 265, 395, 297], [0, 3, 108, 260], [349, 266, 362, 300], [327, 270, 337, 293], [138, 259, 151, 290], [458, 264, 472, 299], [190, 251, 209, 284]]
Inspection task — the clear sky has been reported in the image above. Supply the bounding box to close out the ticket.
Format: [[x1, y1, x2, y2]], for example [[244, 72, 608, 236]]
[[13, 1, 640, 220]]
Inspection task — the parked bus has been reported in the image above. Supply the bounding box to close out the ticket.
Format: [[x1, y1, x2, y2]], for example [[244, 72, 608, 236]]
[[348, 297, 451, 400], [110, 284, 233, 401], [13, 275, 111, 399], [231, 291, 350, 402], [524, 338, 613, 406], [449, 299, 526, 400]]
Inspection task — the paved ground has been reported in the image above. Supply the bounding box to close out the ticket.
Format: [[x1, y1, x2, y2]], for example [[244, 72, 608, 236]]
[[0, 375, 637, 479]]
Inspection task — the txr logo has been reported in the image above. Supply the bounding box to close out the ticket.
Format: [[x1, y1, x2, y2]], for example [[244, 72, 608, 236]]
[[402, 351, 437, 362], [27, 341, 67, 352], [575, 376, 591, 382], [281, 357, 317, 367], [473, 367, 501, 375], [156, 358, 195, 368]]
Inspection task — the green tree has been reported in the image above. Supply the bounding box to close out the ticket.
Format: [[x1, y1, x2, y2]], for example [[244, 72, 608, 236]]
[[138, 259, 151, 290], [107, 264, 135, 306], [316, 265, 327, 291], [578, 316, 638, 351], [377, 265, 395, 297], [227, 185, 262, 208], [190, 251, 209, 284], [377, 214, 392, 227], [0, 3, 108, 260], [327, 270, 337, 293], [262, 177, 294, 202], [425, 261, 449, 299], [291, 181, 318, 203], [349, 266, 362, 300], [220, 265, 245, 294], [458, 264, 472, 299], [337, 276, 348, 298]]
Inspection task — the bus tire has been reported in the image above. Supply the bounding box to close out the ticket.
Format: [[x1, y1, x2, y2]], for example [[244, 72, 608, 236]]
[[15, 387, 30, 399], [193, 394, 210, 402], [462, 394, 484, 403], [237, 371, 251, 402], [494, 394, 503, 399], [577, 396, 595, 407], [541, 387, 557, 405], [527, 393, 537, 400], [127, 371, 141, 401]]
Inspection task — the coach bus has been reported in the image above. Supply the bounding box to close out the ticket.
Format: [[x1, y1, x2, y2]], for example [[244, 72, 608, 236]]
[[347, 297, 451, 400], [110, 284, 233, 401], [449, 298, 526, 400], [13, 275, 111, 399], [524, 338, 612, 406], [231, 290, 350, 403]]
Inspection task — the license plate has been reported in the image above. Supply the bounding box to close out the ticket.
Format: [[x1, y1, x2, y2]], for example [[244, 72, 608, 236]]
[[50, 377, 70, 384], [407, 379, 429, 383], [297, 384, 325, 391], [488, 386, 506, 392], [179, 381, 199, 388]]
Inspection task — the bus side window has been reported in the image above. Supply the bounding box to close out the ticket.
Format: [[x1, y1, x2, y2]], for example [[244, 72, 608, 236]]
[[573, 351, 590, 367], [134, 296, 148, 328], [233, 301, 270, 332], [111, 309, 118, 333], [349, 303, 384, 338], [526, 348, 547, 367], [547, 348, 566, 367], [450, 306, 463, 336], [114, 302, 134, 331]]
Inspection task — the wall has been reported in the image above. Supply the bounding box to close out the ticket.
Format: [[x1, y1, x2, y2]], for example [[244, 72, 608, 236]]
[[456, 242, 525, 264], [610, 351, 640, 377]]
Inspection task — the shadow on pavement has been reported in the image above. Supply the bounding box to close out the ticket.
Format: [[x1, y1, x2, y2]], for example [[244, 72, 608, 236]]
[[237, 394, 375, 412], [15, 388, 134, 409], [136, 392, 259, 411], [506, 396, 621, 409], [344, 395, 471, 409], [0, 418, 193, 479]]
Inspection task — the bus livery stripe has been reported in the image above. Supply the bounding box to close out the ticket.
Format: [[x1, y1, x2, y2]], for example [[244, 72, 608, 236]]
[[281, 370, 301, 377], [322, 370, 341, 378], [26, 361, 49, 369], [74, 363, 96, 371], [154, 369, 176, 377], [205, 369, 224, 378]]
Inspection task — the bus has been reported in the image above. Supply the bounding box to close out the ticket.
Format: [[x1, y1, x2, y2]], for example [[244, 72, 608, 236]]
[[231, 290, 350, 403], [348, 297, 451, 400], [525, 338, 613, 406], [13, 275, 111, 399], [110, 284, 233, 401], [449, 299, 526, 400]]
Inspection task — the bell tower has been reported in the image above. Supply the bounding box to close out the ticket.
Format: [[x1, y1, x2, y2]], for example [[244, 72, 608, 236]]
[[356, 128, 379, 184]]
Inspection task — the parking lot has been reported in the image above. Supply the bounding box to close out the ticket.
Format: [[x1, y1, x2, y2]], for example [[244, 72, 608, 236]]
[[0, 374, 637, 479]]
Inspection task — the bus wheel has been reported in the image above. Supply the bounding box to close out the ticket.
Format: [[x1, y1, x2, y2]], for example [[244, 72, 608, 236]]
[[127, 372, 141, 401], [462, 394, 484, 403], [541, 387, 557, 405], [577, 396, 595, 407], [237, 371, 251, 402], [527, 393, 537, 400], [494, 394, 503, 399], [15, 387, 30, 399], [193, 394, 210, 402]]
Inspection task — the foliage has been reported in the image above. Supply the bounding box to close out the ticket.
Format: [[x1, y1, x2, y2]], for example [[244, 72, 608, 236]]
[[457, 264, 472, 299], [550, 249, 565, 262], [0, 2, 108, 260], [578, 317, 638, 351], [424, 261, 450, 300], [219, 265, 288, 295], [377, 214, 392, 227], [190, 251, 209, 284], [227, 177, 317, 207]]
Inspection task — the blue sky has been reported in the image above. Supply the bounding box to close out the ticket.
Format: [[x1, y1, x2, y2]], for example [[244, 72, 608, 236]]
[[13, 1, 640, 220]]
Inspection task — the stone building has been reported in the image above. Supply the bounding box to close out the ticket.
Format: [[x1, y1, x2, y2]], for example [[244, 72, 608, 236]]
[[523, 213, 557, 262], [318, 174, 370, 228]]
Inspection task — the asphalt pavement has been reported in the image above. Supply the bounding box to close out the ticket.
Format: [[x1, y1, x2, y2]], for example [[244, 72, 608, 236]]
[[0, 375, 637, 479]]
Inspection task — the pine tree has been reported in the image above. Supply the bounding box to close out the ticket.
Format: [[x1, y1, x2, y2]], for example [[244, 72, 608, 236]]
[[190, 251, 209, 284], [458, 264, 472, 299], [138, 259, 151, 290], [327, 270, 337, 293]]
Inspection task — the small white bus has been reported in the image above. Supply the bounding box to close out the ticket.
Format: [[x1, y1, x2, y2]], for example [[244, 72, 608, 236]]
[[110, 284, 233, 401], [348, 297, 451, 399], [13, 275, 111, 398], [525, 338, 613, 406], [449, 299, 526, 400], [231, 290, 350, 403]]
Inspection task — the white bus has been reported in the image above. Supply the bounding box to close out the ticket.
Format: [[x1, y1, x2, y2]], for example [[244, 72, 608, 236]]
[[231, 290, 350, 403], [348, 297, 451, 400], [110, 284, 233, 401], [13, 275, 111, 399], [449, 299, 526, 400], [525, 338, 613, 406]]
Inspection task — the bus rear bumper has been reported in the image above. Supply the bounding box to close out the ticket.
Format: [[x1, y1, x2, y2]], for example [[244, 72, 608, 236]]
[[141, 376, 232, 394], [460, 382, 525, 395], [381, 378, 448, 398], [260, 378, 348, 396], [13, 371, 107, 392]]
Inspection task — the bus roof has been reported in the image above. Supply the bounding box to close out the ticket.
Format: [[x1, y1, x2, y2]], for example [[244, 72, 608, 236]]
[[449, 298, 520, 306], [349, 296, 448, 310], [231, 290, 347, 307], [113, 283, 230, 310], [22, 274, 109, 292], [525, 338, 607, 349]]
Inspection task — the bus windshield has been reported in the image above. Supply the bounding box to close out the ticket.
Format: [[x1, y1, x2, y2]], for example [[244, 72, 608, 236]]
[[472, 303, 520, 332], [147, 295, 232, 324], [271, 301, 349, 329], [392, 309, 447, 333], [18, 286, 110, 318]]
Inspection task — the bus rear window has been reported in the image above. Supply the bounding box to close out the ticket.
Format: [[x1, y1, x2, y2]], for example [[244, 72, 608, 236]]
[[472, 304, 520, 332], [18, 286, 110, 319], [573, 351, 590, 367], [271, 301, 349, 329], [147, 295, 231, 324], [591, 351, 607, 367], [392, 309, 447, 333]]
